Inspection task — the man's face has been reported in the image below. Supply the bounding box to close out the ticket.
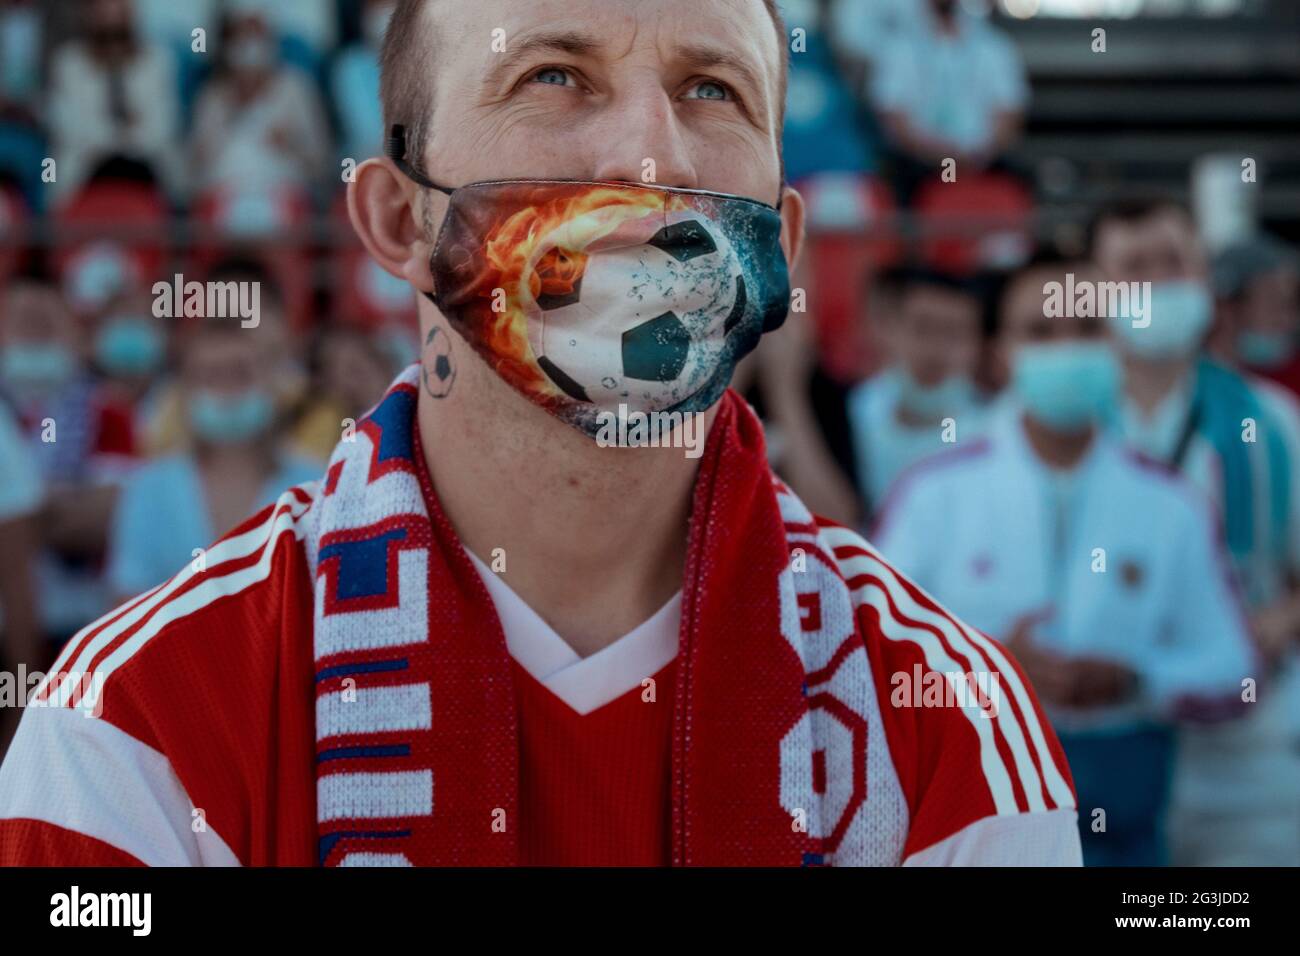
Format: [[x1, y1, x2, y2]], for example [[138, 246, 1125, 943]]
[[183, 331, 268, 398], [0, 284, 78, 352], [891, 285, 981, 388], [1094, 209, 1206, 284], [416, 0, 785, 208], [999, 268, 1108, 363], [1241, 265, 1300, 338]]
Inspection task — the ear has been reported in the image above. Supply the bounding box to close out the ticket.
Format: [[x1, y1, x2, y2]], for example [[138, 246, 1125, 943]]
[[346, 157, 444, 296], [777, 184, 807, 275]]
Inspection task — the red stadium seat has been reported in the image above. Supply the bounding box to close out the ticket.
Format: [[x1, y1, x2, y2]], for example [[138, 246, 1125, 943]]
[[913, 171, 1034, 277], [0, 185, 29, 285]]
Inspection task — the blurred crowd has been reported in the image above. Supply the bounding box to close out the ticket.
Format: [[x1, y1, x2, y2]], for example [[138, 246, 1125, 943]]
[[0, 0, 1298, 866]]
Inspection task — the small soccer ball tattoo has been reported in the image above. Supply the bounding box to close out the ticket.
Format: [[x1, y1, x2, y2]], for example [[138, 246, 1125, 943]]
[[422, 325, 456, 398]]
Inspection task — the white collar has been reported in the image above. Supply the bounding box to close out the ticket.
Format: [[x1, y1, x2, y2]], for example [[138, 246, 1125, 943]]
[[466, 549, 681, 716], [1120, 373, 1195, 462]]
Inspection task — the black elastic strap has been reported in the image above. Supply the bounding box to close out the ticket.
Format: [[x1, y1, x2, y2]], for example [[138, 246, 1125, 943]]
[[385, 124, 454, 195]]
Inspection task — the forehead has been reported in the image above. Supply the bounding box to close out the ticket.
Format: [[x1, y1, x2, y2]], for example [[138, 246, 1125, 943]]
[[3, 286, 69, 329], [430, 0, 781, 92], [1002, 268, 1104, 331], [186, 329, 259, 361], [901, 284, 977, 318], [1097, 211, 1193, 260]]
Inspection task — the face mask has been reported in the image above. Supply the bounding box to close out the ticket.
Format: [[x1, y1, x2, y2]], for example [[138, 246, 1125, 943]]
[[1108, 279, 1212, 360], [385, 125, 791, 439], [1237, 329, 1295, 370], [189, 388, 274, 444], [96, 317, 164, 376], [0, 343, 77, 394], [1012, 341, 1118, 432], [897, 369, 975, 421]]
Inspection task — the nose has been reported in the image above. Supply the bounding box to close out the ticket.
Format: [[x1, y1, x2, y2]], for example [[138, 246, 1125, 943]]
[[587, 82, 699, 191]]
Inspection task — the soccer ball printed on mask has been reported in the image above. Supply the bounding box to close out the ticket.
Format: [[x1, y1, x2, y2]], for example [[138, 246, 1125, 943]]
[[522, 208, 747, 419]]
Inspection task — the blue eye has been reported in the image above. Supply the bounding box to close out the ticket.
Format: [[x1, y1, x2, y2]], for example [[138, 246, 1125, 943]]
[[531, 67, 572, 87], [688, 80, 730, 102]]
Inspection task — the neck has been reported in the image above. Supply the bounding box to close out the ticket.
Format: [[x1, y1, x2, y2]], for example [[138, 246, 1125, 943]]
[[931, 7, 959, 33], [195, 439, 273, 475], [1123, 354, 1192, 417], [1021, 413, 1094, 470], [418, 362, 707, 657]]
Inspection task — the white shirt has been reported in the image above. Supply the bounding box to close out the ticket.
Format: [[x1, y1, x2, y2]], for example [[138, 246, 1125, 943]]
[[467, 550, 680, 715], [871, 8, 1027, 152], [47, 40, 181, 200], [873, 403, 1254, 735], [191, 69, 330, 197]]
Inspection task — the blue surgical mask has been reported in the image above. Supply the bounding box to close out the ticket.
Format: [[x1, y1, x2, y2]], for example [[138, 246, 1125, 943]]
[[0, 343, 77, 394], [897, 369, 975, 421], [1237, 329, 1295, 369], [1012, 341, 1119, 432], [1109, 279, 1212, 360], [95, 318, 165, 376], [189, 388, 275, 444]]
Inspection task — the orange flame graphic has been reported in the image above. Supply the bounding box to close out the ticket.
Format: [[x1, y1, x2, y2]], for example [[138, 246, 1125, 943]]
[[471, 184, 692, 404]]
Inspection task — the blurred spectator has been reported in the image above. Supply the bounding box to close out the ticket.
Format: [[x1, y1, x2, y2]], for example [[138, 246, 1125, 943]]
[[847, 267, 989, 518], [130, 0, 219, 116], [291, 323, 397, 462], [0, 276, 132, 641], [1094, 199, 1300, 865], [829, 0, 924, 90], [47, 0, 180, 202], [777, 0, 878, 194], [870, 0, 1027, 202], [0, 0, 41, 110], [92, 289, 169, 436], [143, 256, 307, 455], [189, 5, 330, 206], [1212, 233, 1300, 396], [108, 315, 318, 602], [873, 260, 1255, 866], [332, 0, 392, 164]]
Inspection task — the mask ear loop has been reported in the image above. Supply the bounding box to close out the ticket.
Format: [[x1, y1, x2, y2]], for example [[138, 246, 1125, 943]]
[[384, 124, 453, 308], [385, 124, 454, 195]]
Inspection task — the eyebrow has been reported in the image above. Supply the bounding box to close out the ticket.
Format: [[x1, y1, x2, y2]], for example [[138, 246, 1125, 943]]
[[478, 30, 771, 115], [671, 42, 768, 105], [480, 29, 605, 94]]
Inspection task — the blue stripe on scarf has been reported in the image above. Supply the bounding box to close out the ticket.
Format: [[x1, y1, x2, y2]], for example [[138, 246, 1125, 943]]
[[318, 829, 413, 866], [315, 658, 410, 683], [317, 744, 412, 763]]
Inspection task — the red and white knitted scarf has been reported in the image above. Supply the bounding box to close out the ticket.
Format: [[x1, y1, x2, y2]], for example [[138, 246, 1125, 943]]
[[308, 367, 872, 865]]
